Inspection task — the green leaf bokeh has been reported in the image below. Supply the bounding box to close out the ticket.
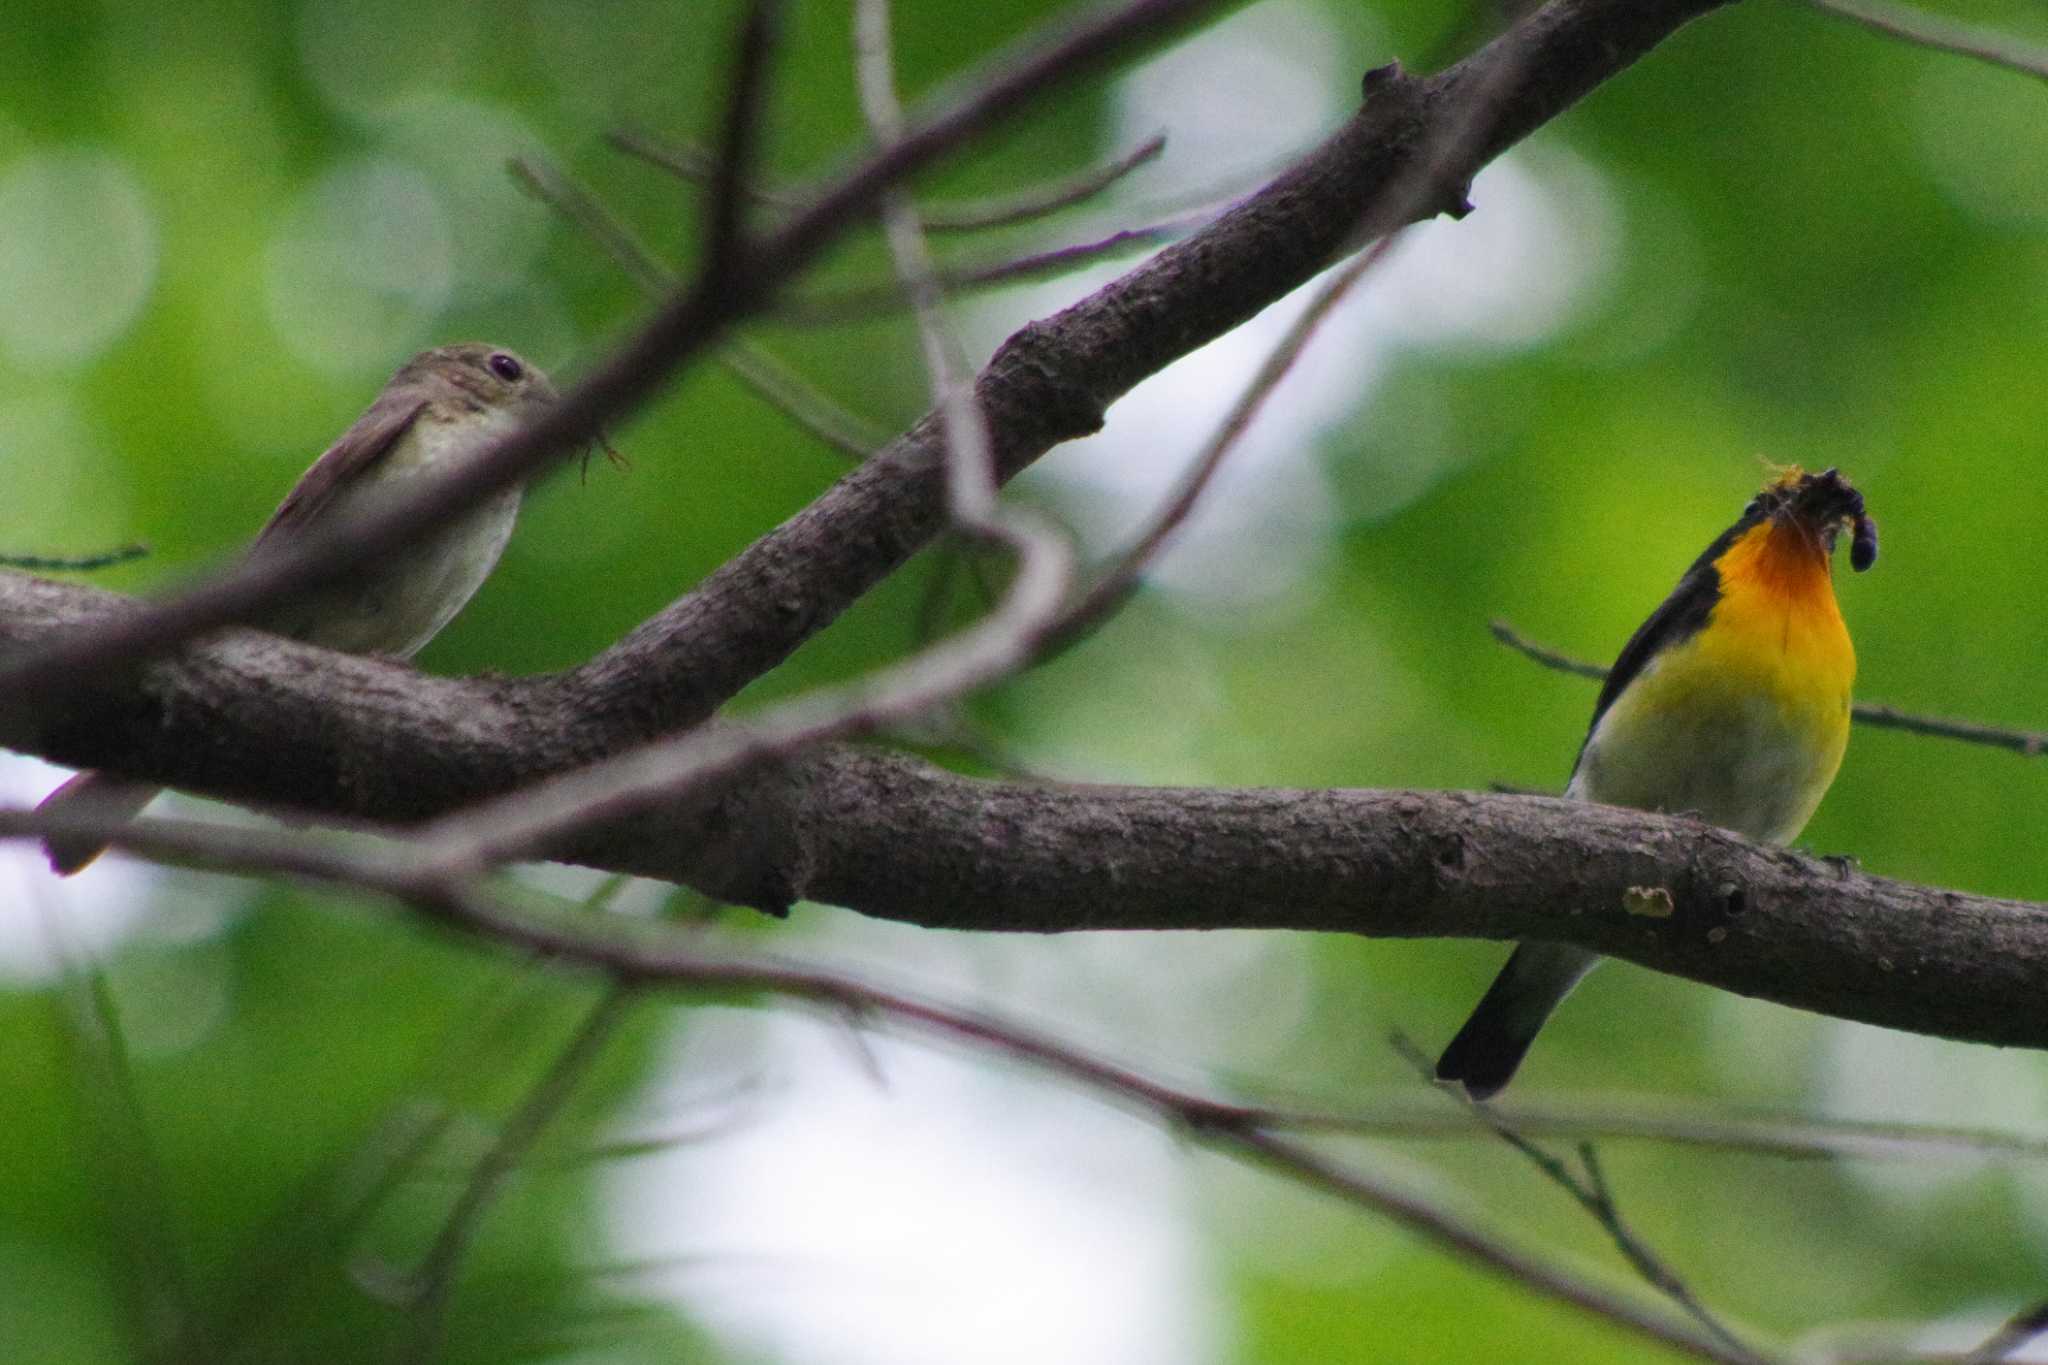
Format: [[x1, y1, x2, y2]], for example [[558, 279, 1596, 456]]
[[3, 0, 2046, 1361]]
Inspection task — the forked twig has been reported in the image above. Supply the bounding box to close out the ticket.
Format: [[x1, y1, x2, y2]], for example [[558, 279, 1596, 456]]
[[1391, 1035, 1766, 1363], [609, 127, 1168, 232], [512, 154, 887, 458]]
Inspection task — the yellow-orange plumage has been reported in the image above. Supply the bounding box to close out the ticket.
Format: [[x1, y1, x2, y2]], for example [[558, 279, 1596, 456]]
[[1437, 467, 1874, 1099], [1577, 512, 1854, 845]]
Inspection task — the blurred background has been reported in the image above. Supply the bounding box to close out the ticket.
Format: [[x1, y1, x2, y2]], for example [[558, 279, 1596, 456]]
[[3, 0, 2046, 1360]]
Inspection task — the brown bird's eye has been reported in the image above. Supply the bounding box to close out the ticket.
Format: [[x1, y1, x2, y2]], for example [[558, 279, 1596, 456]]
[[488, 352, 523, 382]]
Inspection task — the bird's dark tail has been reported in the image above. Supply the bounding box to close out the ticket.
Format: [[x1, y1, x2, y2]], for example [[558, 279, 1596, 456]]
[[41, 772, 161, 875], [1435, 943, 1601, 1100]]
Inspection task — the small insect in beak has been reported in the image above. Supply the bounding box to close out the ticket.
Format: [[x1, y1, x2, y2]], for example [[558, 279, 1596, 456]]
[[1849, 512, 1878, 572], [579, 430, 629, 484]]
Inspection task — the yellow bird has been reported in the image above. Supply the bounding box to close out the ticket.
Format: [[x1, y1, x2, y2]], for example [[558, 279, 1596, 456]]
[[1437, 467, 1877, 1099]]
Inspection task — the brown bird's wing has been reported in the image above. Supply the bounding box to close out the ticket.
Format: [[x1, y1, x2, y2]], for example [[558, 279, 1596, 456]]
[[253, 395, 428, 547]]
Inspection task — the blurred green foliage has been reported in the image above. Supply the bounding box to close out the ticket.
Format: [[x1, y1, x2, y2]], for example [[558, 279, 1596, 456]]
[[3, 0, 2047, 1361]]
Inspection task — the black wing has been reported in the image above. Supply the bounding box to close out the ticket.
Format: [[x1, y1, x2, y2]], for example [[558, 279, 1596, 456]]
[[1571, 512, 1760, 768]]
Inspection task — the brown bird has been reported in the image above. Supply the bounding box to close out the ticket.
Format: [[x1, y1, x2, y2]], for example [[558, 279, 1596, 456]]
[[40, 342, 559, 874]]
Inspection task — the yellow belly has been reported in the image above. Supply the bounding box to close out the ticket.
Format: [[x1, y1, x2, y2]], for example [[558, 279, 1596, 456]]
[[1571, 588, 1852, 844]]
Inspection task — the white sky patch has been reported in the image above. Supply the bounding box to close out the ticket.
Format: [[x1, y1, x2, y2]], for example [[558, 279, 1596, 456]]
[[0, 755, 164, 981], [607, 1009, 1222, 1365], [0, 756, 252, 1004]]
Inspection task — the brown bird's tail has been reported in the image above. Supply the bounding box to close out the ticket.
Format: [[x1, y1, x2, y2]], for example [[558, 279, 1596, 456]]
[[1435, 942, 1601, 1100], [39, 772, 162, 875]]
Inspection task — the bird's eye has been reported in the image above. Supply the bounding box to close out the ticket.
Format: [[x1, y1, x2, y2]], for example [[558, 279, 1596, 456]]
[[488, 352, 524, 382]]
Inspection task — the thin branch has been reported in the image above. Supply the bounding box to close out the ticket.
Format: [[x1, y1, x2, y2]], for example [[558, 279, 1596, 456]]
[[1392, 1036, 1765, 1361], [607, 128, 806, 210], [920, 131, 1168, 231], [696, 0, 786, 284], [719, 340, 891, 457], [774, 215, 1199, 324], [1270, 1094, 2048, 1164], [853, 0, 995, 521], [58, 951, 206, 1359], [509, 157, 669, 297], [1233, 1127, 1766, 1363], [1489, 618, 1608, 680], [1491, 620, 2048, 756], [512, 154, 886, 457], [0, 543, 148, 571], [1041, 234, 1399, 659], [11, 793, 1788, 1361], [398, 986, 636, 1364], [1806, 0, 2048, 83], [0, 806, 2028, 1360], [610, 127, 1169, 233], [1847, 701, 2048, 758]]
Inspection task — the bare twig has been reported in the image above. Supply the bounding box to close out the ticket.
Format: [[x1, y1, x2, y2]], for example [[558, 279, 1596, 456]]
[[1806, 0, 2048, 82], [697, 0, 786, 284], [509, 157, 669, 297], [1489, 619, 1608, 680], [0, 543, 148, 571], [920, 132, 1168, 231], [610, 127, 1169, 233], [13, 793, 1782, 1361], [607, 128, 806, 211], [1847, 702, 2048, 758], [1041, 234, 1398, 659], [720, 340, 891, 457], [512, 154, 887, 458], [1491, 620, 2048, 757], [1233, 1126, 1766, 1363], [58, 952, 205, 1359], [1272, 1093, 2048, 1164], [399, 986, 636, 1364], [775, 215, 1200, 324], [1392, 1036, 1765, 1361], [853, 0, 997, 519]]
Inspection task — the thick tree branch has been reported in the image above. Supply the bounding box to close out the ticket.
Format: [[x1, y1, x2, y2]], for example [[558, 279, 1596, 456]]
[[6, 573, 2045, 1057]]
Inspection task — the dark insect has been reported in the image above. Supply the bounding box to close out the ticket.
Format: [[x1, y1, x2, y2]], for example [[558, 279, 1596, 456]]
[[1849, 512, 1878, 573]]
